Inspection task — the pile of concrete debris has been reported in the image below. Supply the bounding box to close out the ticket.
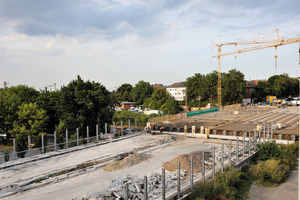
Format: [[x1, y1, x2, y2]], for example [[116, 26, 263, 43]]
[[75, 171, 186, 200]]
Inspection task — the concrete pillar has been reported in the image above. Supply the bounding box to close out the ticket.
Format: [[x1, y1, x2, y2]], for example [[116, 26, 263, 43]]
[[212, 147, 215, 178], [76, 128, 79, 146], [259, 128, 261, 144], [248, 132, 251, 155], [254, 129, 257, 144], [213, 129, 217, 135], [229, 140, 232, 168], [66, 130, 68, 149], [54, 131, 57, 151], [205, 128, 210, 139], [13, 138, 16, 160], [192, 126, 196, 137], [162, 168, 166, 200], [42, 133, 44, 154], [121, 121, 123, 136], [223, 130, 226, 135], [184, 125, 187, 136], [243, 133, 245, 159], [96, 124, 99, 142], [105, 123, 107, 139], [28, 135, 31, 157], [236, 137, 239, 163], [267, 123, 270, 138], [233, 131, 237, 136], [144, 176, 148, 200], [125, 183, 129, 200], [271, 123, 273, 141], [190, 156, 194, 189], [113, 122, 116, 138], [221, 144, 224, 172], [200, 126, 204, 137], [177, 162, 181, 199], [87, 126, 89, 144], [202, 151, 205, 181]]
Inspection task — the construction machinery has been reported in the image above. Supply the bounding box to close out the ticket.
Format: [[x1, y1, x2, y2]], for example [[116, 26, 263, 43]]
[[212, 29, 300, 106]]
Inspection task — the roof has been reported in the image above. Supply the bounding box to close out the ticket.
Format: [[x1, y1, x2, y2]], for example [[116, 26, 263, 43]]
[[121, 101, 136, 105], [153, 84, 165, 89], [167, 82, 185, 88], [245, 81, 257, 87]]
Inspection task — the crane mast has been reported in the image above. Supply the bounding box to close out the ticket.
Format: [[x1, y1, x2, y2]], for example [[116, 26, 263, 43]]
[[211, 29, 300, 106]]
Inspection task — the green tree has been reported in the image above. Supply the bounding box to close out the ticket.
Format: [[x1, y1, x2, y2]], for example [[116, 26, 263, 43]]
[[222, 69, 245, 104], [130, 81, 153, 105], [9, 102, 48, 158], [116, 83, 133, 102], [58, 76, 114, 137], [160, 98, 181, 114], [146, 88, 170, 110]]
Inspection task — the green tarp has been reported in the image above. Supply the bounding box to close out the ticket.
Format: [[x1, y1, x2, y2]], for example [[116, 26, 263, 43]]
[[187, 107, 219, 117]]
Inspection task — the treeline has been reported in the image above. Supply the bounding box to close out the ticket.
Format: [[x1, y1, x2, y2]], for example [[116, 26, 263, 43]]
[[251, 74, 299, 102]]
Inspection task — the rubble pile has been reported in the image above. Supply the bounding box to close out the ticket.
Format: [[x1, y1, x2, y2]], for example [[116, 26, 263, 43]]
[[77, 171, 186, 200]]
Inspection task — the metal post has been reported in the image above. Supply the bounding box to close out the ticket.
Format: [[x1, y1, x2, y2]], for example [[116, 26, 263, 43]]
[[76, 128, 79, 146], [190, 156, 194, 189], [236, 137, 239, 164], [271, 123, 273, 142], [105, 123, 107, 139], [128, 119, 131, 133], [267, 123, 270, 140], [28, 135, 30, 157], [162, 168, 166, 200], [259, 128, 261, 144], [144, 176, 148, 200], [87, 126, 89, 144], [212, 147, 215, 178], [263, 125, 266, 143], [177, 162, 181, 199], [42, 133, 44, 154], [243, 133, 245, 159], [135, 117, 137, 134], [221, 144, 224, 172], [254, 131, 257, 151], [65, 130, 68, 149], [125, 183, 129, 200], [113, 122, 116, 137], [248, 132, 251, 155], [96, 124, 99, 142], [229, 140, 232, 168], [202, 151, 205, 181], [54, 131, 57, 151], [13, 138, 16, 160], [121, 120, 123, 136]]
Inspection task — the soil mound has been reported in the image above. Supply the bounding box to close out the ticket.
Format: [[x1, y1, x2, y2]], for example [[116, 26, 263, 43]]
[[162, 151, 210, 177], [104, 153, 150, 171]]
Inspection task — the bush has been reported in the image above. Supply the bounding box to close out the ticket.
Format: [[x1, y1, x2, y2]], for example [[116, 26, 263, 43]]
[[250, 159, 290, 185], [255, 142, 282, 161]]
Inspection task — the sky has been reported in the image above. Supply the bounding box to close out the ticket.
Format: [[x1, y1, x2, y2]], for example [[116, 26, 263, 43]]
[[0, 0, 299, 91]]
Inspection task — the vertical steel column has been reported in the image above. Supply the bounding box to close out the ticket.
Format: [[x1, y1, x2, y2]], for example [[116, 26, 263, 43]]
[[125, 183, 129, 200], [28, 135, 31, 157], [221, 144, 224, 172], [13, 138, 16, 160], [87, 126, 89, 144], [54, 131, 57, 151], [202, 151, 205, 181], [144, 176, 148, 200], [42, 133, 44, 154], [243, 133, 245, 159], [96, 124, 99, 142], [271, 123, 273, 142], [229, 140, 232, 168], [236, 137, 239, 164], [190, 156, 194, 189], [76, 128, 79, 146], [259, 128, 261, 144], [248, 132, 251, 155], [121, 121, 123, 136], [66, 130, 68, 149], [263, 125, 266, 143], [162, 168, 166, 200], [177, 162, 181, 199], [113, 122, 116, 137], [212, 147, 215, 178]]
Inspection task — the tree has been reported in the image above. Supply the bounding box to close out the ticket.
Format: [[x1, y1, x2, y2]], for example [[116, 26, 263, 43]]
[[130, 81, 153, 105], [9, 102, 48, 158], [0, 85, 39, 135], [116, 84, 133, 102], [160, 99, 181, 114], [58, 76, 114, 138], [144, 88, 170, 110], [222, 69, 245, 105]]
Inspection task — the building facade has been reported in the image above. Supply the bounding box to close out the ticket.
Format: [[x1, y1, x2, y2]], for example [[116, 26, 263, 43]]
[[166, 82, 186, 101]]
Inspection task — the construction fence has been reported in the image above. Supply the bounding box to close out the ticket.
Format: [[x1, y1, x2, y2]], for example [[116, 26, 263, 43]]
[[148, 113, 187, 125]]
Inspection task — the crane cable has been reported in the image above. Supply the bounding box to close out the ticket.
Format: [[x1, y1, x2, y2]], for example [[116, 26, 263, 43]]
[[275, 46, 278, 75]]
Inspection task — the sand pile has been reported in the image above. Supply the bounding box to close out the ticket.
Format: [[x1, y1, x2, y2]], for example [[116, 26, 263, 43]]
[[104, 153, 150, 171], [162, 151, 210, 177]]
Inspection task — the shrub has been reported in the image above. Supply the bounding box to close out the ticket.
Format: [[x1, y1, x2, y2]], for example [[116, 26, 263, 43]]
[[255, 142, 282, 161], [250, 159, 290, 185], [188, 181, 220, 200]]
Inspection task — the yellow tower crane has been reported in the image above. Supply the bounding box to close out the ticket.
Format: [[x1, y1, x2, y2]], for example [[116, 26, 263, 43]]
[[211, 29, 300, 107]]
